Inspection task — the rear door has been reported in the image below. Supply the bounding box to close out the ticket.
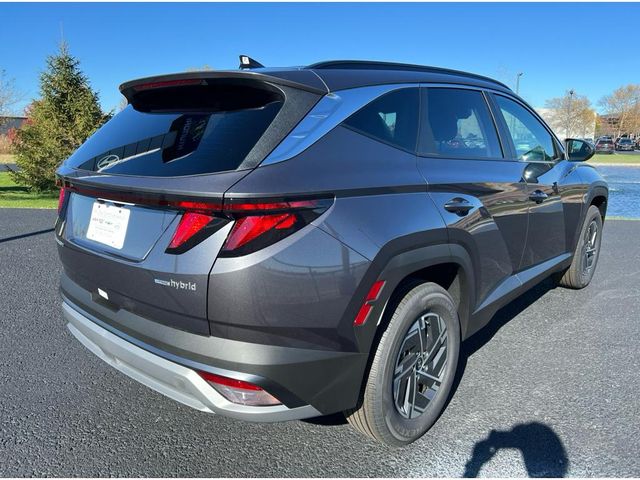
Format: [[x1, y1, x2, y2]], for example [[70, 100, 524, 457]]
[[417, 86, 530, 307], [490, 93, 566, 269], [56, 77, 321, 335]]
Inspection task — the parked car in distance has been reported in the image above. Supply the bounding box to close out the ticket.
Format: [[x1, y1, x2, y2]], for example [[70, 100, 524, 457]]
[[616, 138, 635, 151], [54, 59, 608, 446], [596, 138, 615, 154]]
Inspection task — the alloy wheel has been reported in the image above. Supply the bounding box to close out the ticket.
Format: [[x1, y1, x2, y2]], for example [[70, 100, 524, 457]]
[[393, 312, 448, 419], [582, 220, 599, 275]]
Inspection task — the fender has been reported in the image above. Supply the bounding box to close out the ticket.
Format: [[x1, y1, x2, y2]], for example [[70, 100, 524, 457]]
[[351, 240, 477, 354], [585, 184, 609, 213], [578, 165, 608, 210]]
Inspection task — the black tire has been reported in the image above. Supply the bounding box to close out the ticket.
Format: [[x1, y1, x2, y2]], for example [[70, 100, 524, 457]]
[[556, 205, 603, 289], [345, 282, 460, 446]]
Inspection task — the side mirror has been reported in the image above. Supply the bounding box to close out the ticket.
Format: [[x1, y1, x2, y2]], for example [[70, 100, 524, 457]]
[[565, 138, 595, 162]]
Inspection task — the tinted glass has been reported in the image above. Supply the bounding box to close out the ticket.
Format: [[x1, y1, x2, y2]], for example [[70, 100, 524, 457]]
[[419, 88, 502, 159], [495, 95, 558, 162], [65, 101, 282, 176], [343, 88, 419, 151]]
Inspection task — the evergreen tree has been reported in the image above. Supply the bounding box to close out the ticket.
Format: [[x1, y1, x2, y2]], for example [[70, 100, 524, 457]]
[[12, 43, 110, 191]]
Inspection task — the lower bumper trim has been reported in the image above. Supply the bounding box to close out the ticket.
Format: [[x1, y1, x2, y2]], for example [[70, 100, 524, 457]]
[[63, 301, 321, 422]]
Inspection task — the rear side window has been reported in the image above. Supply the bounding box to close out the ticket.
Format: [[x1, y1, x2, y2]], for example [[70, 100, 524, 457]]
[[495, 95, 559, 162], [65, 83, 284, 177], [419, 88, 502, 159], [342, 88, 419, 152]]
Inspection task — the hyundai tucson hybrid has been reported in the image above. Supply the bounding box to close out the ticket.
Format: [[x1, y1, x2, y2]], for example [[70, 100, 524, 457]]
[[55, 59, 608, 446]]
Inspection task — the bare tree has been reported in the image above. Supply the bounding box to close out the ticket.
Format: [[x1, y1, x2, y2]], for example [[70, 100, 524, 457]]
[[0, 69, 23, 123], [118, 95, 128, 112], [598, 84, 640, 138], [544, 90, 596, 139]]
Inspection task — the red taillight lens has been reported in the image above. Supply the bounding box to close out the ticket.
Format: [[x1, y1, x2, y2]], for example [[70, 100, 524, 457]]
[[219, 198, 332, 257], [57, 188, 67, 214], [197, 371, 281, 406], [168, 212, 215, 250], [354, 280, 386, 327], [223, 213, 296, 251]]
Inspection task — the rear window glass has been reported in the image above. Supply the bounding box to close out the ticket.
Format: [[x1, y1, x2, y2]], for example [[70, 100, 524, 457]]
[[342, 88, 419, 152], [65, 96, 283, 177]]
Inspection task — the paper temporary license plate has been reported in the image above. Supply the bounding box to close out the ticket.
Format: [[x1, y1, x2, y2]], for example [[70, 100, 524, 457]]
[[86, 202, 131, 249]]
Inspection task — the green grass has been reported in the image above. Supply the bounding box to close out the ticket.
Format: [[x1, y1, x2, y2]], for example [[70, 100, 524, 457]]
[[0, 172, 58, 209], [0, 154, 15, 164], [588, 153, 640, 165]]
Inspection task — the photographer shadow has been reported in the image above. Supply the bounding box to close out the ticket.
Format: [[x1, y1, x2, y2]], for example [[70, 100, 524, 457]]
[[463, 422, 568, 477]]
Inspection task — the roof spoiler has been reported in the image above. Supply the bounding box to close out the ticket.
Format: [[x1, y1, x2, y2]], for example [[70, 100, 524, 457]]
[[119, 70, 327, 103]]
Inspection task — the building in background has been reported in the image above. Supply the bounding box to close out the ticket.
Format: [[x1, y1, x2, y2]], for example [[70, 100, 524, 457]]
[[0, 116, 26, 136]]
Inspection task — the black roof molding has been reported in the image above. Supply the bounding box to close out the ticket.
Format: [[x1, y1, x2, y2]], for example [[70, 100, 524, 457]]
[[307, 60, 511, 91]]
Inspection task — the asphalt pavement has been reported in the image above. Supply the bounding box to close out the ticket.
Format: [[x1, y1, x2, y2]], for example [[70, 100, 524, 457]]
[[1, 209, 638, 477]]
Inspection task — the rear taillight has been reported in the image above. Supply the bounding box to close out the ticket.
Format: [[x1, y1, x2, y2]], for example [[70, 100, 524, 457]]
[[197, 371, 281, 406], [218, 198, 333, 257], [57, 188, 66, 214], [167, 212, 217, 251], [165, 197, 331, 255], [56, 180, 332, 255]]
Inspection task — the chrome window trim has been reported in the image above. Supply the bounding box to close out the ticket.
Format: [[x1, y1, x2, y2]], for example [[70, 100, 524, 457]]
[[261, 83, 419, 166]]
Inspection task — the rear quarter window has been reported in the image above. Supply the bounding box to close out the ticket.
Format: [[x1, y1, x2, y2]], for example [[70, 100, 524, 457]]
[[342, 88, 419, 152]]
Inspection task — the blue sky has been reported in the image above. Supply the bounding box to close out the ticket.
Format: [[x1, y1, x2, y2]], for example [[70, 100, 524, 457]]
[[1, 2, 639, 114]]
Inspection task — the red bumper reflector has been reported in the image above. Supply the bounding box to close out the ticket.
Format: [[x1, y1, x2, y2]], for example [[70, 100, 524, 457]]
[[198, 371, 262, 391], [354, 280, 386, 326], [197, 371, 282, 407]]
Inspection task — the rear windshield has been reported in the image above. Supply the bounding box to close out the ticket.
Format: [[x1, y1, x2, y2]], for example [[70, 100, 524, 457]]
[[65, 87, 283, 176]]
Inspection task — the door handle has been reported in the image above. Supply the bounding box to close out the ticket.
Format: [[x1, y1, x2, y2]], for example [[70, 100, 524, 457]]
[[529, 190, 548, 204], [444, 198, 473, 216]]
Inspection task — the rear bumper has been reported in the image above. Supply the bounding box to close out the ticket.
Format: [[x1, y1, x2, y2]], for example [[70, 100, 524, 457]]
[[63, 300, 322, 422]]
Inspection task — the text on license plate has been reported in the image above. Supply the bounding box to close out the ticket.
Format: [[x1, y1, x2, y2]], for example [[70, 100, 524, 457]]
[[86, 202, 131, 249]]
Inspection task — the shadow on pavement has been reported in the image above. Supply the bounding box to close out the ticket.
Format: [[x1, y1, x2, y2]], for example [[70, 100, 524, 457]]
[[0, 227, 54, 244], [463, 276, 556, 358], [463, 422, 569, 477], [302, 412, 348, 426]]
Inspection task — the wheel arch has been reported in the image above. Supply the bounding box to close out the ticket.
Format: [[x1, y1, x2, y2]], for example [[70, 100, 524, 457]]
[[346, 243, 475, 414], [589, 190, 608, 219], [357, 243, 476, 355]]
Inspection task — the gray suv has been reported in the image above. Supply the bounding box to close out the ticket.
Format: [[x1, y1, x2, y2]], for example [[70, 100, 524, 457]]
[[55, 60, 608, 446]]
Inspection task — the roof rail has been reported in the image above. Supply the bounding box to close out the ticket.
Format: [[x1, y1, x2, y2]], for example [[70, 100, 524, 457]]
[[307, 60, 510, 90]]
